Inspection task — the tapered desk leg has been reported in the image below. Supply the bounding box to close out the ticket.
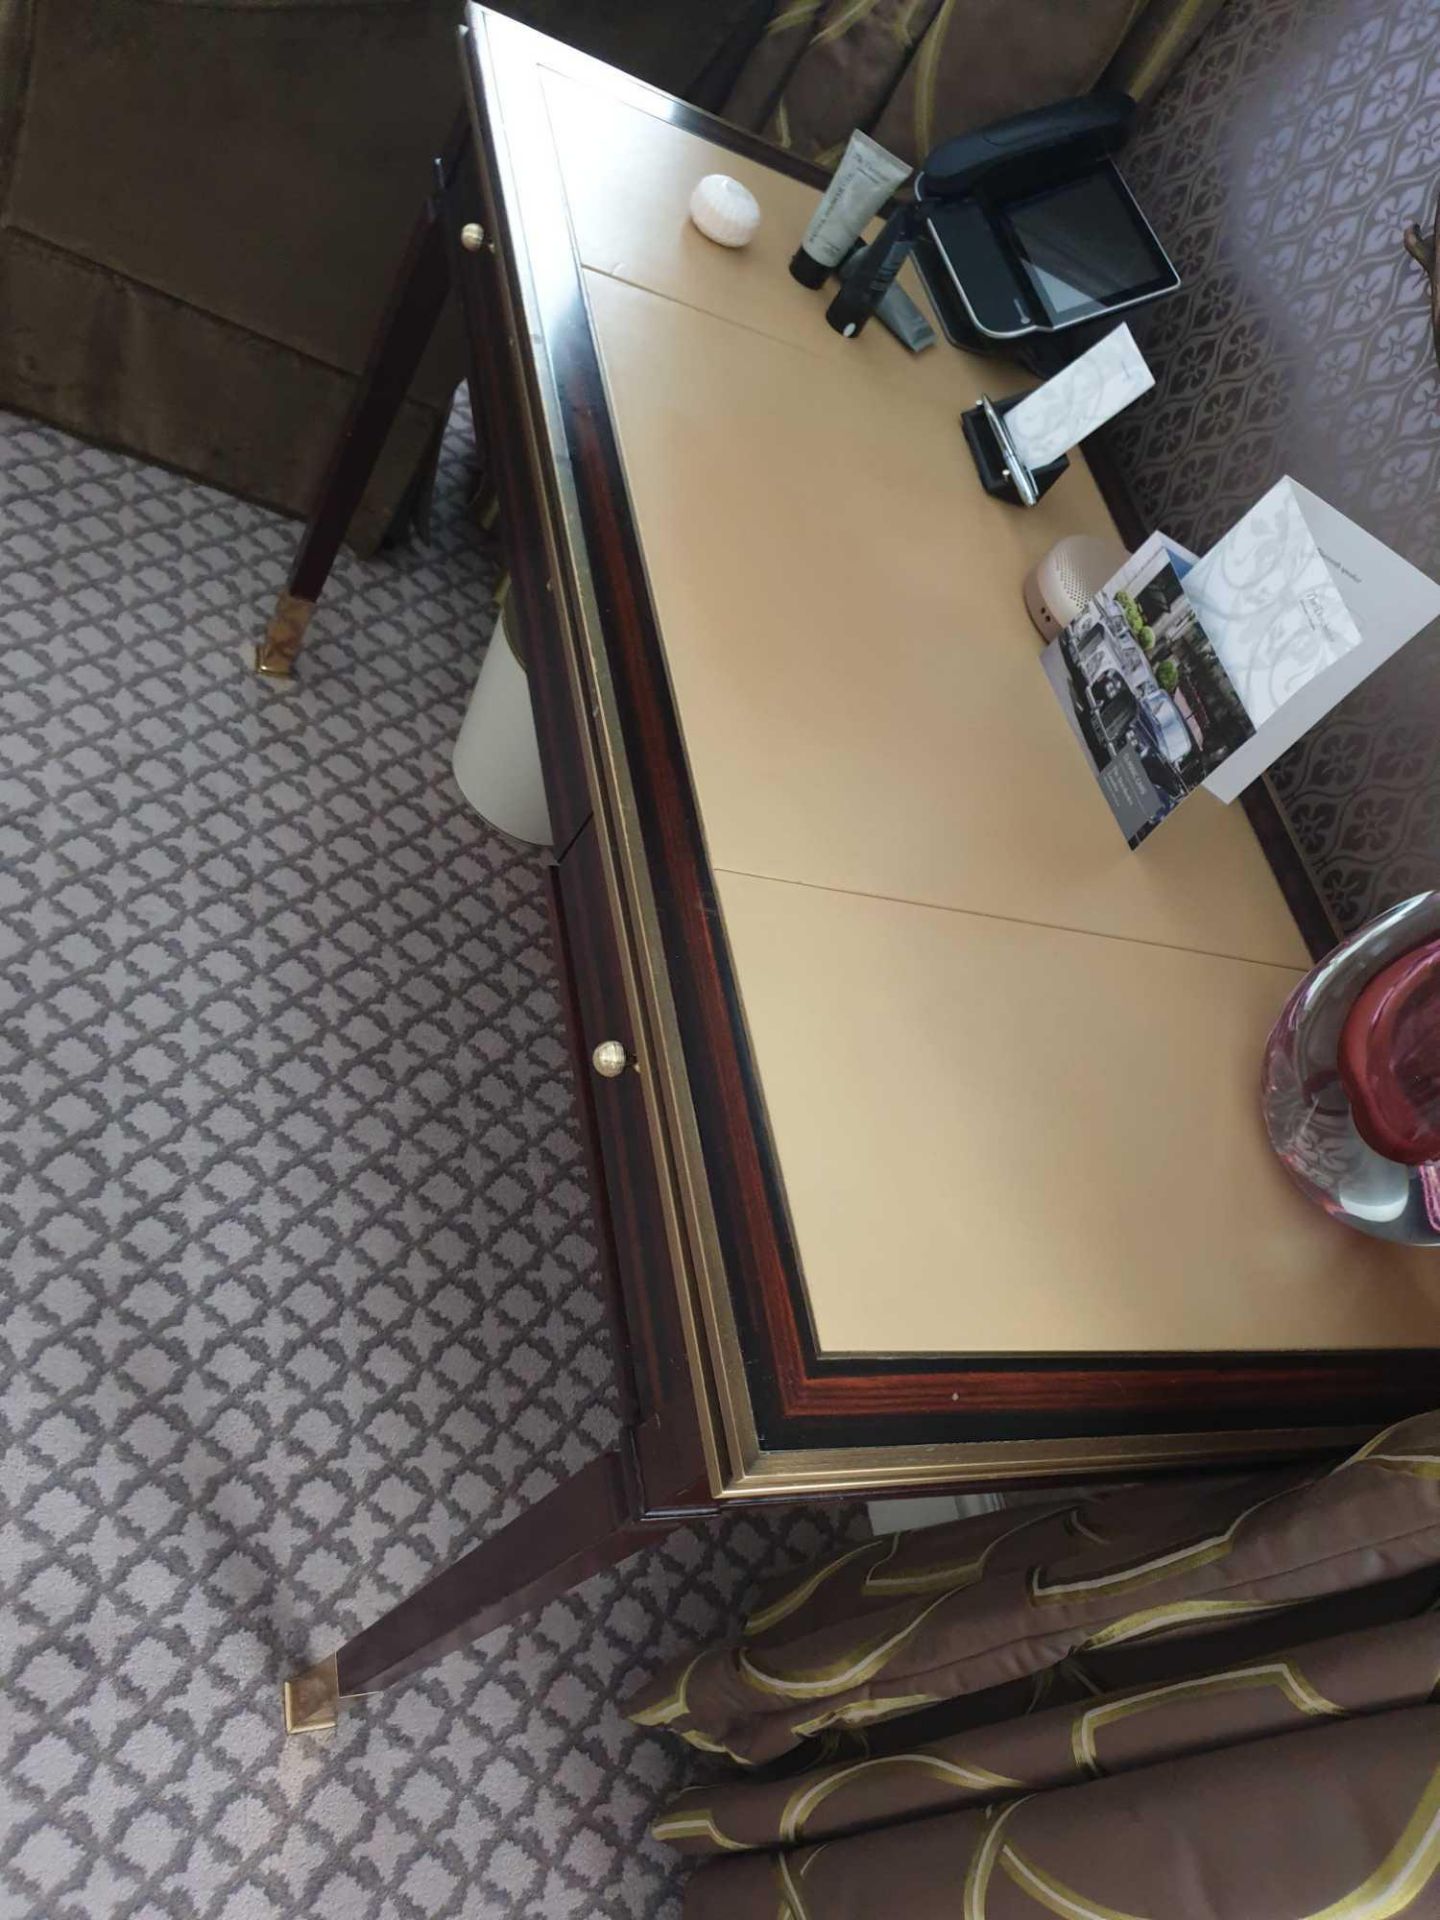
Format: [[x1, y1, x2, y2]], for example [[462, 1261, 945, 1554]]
[[255, 189, 454, 678], [282, 1448, 682, 1732]]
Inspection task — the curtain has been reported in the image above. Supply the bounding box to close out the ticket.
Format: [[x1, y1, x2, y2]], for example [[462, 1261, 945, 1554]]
[[627, 1411, 1440, 1916], [722, 0, 1227, 167]]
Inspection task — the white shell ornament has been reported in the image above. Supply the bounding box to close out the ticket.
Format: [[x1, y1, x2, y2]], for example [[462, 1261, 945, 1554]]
[[688, 174, 761, 248]]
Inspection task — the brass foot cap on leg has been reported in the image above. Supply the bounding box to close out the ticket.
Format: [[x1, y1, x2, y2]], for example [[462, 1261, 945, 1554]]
[[282, 1653, 340, 1735], [255, 592, 316, 678]]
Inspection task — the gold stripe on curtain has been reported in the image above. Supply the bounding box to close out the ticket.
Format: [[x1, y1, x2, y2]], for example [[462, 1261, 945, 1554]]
[[1101, 0, 1230, 101]]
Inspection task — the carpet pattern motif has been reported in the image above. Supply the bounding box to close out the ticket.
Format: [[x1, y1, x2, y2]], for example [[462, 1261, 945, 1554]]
[[0, 408, 858, 1919]]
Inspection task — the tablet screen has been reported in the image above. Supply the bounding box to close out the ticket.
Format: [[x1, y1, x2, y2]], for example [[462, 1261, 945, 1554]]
[[1002, 166, 1178, 325]]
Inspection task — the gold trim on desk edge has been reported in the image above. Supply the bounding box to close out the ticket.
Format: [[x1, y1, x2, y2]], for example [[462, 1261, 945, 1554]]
[[720, 1423, 1374, 1501], [472, 21, 738, 1495], [553, 390, 764, 1486], [501, 80, 797, 1487]]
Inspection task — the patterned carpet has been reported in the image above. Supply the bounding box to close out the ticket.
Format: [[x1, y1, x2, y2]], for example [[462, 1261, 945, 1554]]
[[0, 406, 859, 1919]]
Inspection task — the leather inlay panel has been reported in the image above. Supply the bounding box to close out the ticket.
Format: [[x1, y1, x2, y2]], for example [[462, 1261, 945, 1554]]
[[580, 261, 1307, 969], [715, 867, 1440, 1357]]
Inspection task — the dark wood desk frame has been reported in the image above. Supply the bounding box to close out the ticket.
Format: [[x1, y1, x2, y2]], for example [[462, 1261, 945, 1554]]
[[275, 12, 1439, 1734]]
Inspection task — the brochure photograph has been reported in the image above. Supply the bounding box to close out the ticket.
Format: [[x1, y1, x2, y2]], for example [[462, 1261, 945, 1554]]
[[1041, 533, 1254, 849], [1040, 483, 1440, 850]]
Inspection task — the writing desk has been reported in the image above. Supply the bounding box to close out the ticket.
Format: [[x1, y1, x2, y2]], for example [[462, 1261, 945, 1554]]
[[277, 9, 1440, 1733]]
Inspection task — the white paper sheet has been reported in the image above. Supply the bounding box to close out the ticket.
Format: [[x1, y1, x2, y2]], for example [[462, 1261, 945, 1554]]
[[1187, 479, 1440, 802], [1005, 324, 1155, 472]]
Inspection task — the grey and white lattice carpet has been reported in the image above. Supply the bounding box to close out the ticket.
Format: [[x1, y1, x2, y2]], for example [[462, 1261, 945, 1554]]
[[0, 408, 859, 1919]]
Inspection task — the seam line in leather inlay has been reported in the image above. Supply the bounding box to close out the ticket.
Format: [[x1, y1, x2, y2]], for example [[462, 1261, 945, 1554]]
[[710, 864, 1306, 977]]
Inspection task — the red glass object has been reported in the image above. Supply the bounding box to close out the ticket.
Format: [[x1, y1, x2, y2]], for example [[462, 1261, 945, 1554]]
[[1264, 895, 1440, 1243], [1338, 938, 1440, 1166]]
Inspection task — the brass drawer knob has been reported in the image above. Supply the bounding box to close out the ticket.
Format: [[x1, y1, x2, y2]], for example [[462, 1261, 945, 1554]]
[[460, 222, 489, 253], [591, 1040, 630, 1079]]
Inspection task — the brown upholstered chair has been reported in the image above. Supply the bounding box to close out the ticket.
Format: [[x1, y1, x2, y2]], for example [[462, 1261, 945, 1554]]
[[0, 0, 757, 552], [0, 0, 1219, 551]]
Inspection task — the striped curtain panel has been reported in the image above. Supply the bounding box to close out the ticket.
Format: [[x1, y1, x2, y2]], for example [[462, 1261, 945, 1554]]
[[723, 0, 1226, 166], [628, 1411, 1440, 1916]]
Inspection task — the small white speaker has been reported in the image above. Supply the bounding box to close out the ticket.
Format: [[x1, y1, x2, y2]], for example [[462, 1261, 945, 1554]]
[[1023, 533, 1128, 639]]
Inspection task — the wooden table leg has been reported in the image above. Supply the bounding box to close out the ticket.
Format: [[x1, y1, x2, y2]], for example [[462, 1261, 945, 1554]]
[[255, 185, 455, 678], [282, 1446, 690, 1732]]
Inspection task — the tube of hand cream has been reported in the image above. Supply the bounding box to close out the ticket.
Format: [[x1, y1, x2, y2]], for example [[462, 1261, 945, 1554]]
[[790, 130, 911, 288]]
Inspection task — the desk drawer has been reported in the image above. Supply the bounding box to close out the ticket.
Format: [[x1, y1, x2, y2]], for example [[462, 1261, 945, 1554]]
[[551, 819, 693, 1446], [445, 156, 590, 855]]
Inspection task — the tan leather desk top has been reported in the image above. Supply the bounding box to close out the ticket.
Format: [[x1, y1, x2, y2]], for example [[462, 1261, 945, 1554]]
[[541, 66, 1440, 1355]]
